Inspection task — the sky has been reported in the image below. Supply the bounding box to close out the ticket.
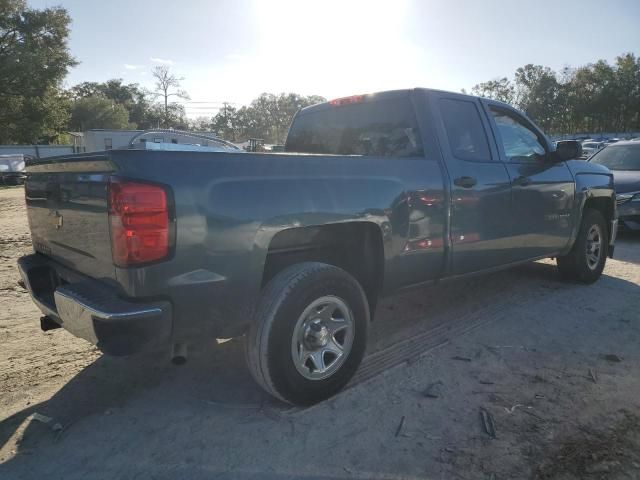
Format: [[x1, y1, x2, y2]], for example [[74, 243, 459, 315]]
[[29, 0, 640, 118]]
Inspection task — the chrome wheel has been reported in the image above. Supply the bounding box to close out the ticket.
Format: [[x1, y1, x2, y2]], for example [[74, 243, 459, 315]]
[[585, 224, 602, 270], [291, 296, 354, 381]]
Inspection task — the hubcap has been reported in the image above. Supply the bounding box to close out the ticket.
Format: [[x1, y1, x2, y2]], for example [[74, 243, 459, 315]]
[[585, 224, 602, 270], [291, 296, 354, 381]]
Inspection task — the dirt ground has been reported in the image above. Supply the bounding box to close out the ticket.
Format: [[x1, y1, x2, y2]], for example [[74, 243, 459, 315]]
[[1, 184, 640, 480]]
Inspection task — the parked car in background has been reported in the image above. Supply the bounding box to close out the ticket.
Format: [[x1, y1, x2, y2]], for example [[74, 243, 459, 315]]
[[0, 154, 26, 185], [590, 141, 640, 231], [581, 141, 605, 158], [18, 88, 617, 405]]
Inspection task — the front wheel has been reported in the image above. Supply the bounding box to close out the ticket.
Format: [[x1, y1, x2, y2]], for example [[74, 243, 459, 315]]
[[557, 208, 608, 284], [245, 262, 369, 406]]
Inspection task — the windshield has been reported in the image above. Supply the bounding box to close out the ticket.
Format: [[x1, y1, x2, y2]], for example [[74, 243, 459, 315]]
[[590, 145, 640, 170]]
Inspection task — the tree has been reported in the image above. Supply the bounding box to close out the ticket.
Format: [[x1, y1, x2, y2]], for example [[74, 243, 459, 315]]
[[143, 102, 188, 130], [4, 87, 71, 143], [613, 53, 640, 131], [471, 77, 515, 104], [209, 103, 240, 140], [151, 66, 189, 127], [209, 93, 326, 143], [513, 64, 562, 132], [469, 53, 640, 135], [70, 79, 155, 129], [0, 0, 76, 143], [569, 61, 616, 133], [188, 116, 212, 132], [71, 79, 142, 105], [69, 96, 131, 131]]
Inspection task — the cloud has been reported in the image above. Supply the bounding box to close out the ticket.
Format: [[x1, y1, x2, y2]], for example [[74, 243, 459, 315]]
[[124, 64, 143, 70], [225, 53, 244, 60], [150, 57, 175, 65]]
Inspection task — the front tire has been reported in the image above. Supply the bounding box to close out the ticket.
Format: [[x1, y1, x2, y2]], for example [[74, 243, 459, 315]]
[[557, 208, 608, 284], [245, 262, 369, 406]]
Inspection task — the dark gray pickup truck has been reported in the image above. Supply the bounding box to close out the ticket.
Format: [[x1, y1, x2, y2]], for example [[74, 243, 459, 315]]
[[18, 89, 617, 405]]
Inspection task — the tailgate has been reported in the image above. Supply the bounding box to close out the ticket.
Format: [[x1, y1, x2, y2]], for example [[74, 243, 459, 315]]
[[25, 154, 117, 280]]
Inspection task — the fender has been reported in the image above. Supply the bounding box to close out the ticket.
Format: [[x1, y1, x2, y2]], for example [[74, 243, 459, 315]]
[[563, 160, 616, 257]]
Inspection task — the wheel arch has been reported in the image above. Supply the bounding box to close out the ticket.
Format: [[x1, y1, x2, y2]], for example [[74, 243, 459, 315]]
[[261, 221, 386, 318], [566, 173, 616, 257]]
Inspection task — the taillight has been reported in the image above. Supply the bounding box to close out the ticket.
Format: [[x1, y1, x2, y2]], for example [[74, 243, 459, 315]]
[[108, 179, 171, 267]]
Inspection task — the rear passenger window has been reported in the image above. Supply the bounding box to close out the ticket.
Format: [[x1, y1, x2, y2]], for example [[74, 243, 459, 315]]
[[285, 97, 424, 157], [439, 99, 492, 162]]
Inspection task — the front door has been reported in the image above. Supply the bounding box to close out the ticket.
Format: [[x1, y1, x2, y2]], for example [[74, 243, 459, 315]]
[[484, 104, 575, 260], [430, 92, 514, 275]]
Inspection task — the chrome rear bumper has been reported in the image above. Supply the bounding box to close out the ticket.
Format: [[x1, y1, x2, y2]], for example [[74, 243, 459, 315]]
[[18, 253, 172, 355]]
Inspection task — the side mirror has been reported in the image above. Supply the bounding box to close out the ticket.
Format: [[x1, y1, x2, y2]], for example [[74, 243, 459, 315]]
[[553, 140, 582, 161]]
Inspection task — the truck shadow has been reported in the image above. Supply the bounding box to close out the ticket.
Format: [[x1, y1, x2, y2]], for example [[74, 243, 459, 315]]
[[1, 259, 639, 476], [0, 338, 266, 457]]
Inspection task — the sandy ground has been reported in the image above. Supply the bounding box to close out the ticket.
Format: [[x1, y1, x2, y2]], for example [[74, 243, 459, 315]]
[[1, 184, 640, 480]]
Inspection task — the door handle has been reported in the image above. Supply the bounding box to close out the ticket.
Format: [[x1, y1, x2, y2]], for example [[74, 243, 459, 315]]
[[453, 176, 477, 188], [513, 176, 531, 186]]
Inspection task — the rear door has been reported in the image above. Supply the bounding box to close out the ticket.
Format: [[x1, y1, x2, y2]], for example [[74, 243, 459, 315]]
[[429, 91, 514, 275], [483, 103, 575, 259]]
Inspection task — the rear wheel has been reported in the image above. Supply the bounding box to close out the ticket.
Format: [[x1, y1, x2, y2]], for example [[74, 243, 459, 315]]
[[557, 209, 608, 284], [245, 262, 369, 406]]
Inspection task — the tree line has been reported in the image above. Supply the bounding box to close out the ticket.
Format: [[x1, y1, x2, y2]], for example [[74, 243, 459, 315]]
[[1, 0, 638, 146], [68, 81, 324, 144], [469, 54, 640, 135], [0, 1, 324, 145], [0, 1, 190, 142]]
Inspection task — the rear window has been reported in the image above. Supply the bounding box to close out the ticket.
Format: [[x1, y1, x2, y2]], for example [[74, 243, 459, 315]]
[[285, 97, 424, 157], [439, 98, 491, 162]]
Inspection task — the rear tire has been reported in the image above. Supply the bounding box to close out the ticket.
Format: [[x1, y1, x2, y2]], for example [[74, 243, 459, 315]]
[[557, 208, 608, 284], [245, 262, 369, 406]]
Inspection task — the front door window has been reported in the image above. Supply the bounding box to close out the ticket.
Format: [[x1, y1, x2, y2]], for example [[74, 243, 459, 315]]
[[490, 108, 545, 162]]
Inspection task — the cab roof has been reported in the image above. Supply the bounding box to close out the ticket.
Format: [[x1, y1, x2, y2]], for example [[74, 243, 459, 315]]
[[299, 88, 512, 115]]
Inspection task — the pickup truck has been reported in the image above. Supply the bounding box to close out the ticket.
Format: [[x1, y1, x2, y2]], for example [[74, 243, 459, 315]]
[[18, 88, 617, 405]]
